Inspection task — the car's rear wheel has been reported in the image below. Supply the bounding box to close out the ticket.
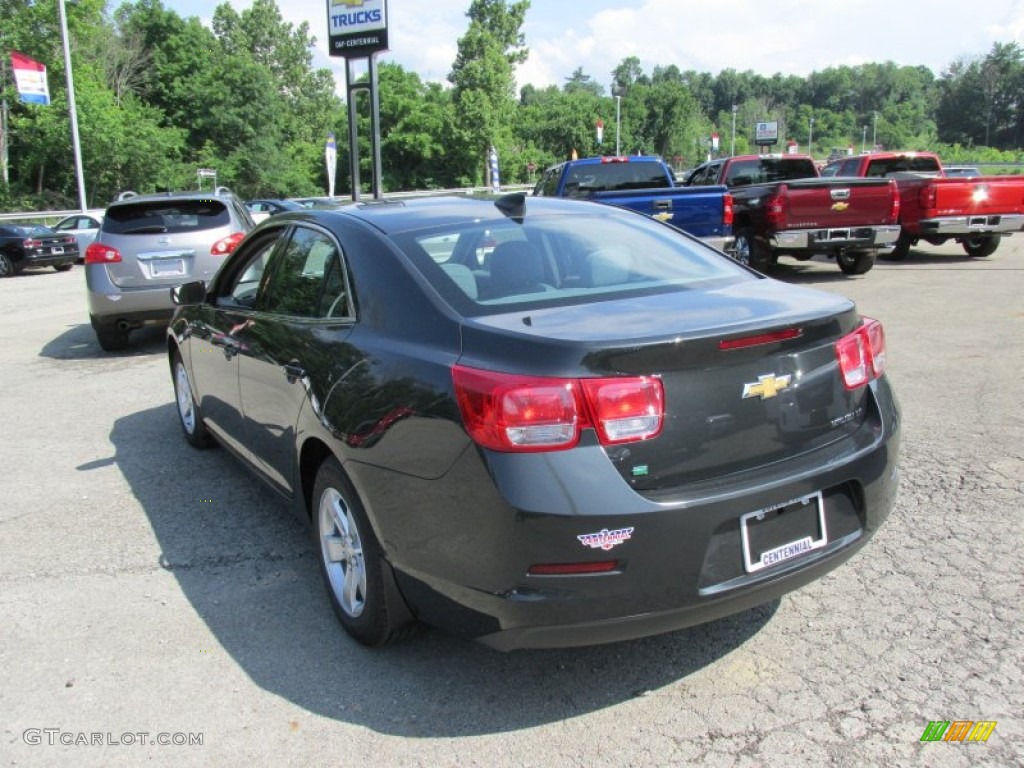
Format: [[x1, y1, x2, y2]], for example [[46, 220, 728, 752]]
[[733, 228, 771, 272], [172, 351, 212, 448], [313, 457, 413, 647], [0, 252, 17, 277], [837, 251, 875, 275], [961, 234, 1000, 258], [54, 264, 73, 272], [95, 325, 130, 352]]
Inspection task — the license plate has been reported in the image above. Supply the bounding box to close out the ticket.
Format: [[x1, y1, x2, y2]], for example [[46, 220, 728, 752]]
[[151, 259, 185, 276], [740, 492, 827, 573], [51, 246, 64, 254]]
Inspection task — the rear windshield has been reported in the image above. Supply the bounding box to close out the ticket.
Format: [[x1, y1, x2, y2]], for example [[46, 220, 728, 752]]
[[103, 200, 230, 235], [865, 156, 942, 176], [562, 162, 672, 195], [394, 211, 750, 316], [724, 158, 817, 185]]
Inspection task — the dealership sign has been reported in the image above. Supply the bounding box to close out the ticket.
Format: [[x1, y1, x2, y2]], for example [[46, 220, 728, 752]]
[[327, 0, 389, 58], [755, 121, 779, 146], [10, 51, 50, 106]]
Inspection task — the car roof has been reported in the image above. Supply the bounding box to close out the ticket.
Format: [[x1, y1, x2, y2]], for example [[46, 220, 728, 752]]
[[314, 194, 607, 234], [107, 190, 239, 209]]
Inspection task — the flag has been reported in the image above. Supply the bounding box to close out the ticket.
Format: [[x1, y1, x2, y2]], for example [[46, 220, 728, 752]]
[[489, 146, 500, 193], [325, 132, 337, 198], [10, 51, 50, 106]]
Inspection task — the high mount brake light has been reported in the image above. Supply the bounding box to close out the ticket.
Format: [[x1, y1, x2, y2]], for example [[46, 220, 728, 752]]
[[835, 317, 887, 390], [452, 365, 664, 453], [85, 242, 122, 264]]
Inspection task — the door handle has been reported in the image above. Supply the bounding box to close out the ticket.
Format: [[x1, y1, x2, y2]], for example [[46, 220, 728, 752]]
[[283, 362, 308, 383]]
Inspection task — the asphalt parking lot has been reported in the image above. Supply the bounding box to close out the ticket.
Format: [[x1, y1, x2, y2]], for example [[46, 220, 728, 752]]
[[1, 241, 1021, 767]]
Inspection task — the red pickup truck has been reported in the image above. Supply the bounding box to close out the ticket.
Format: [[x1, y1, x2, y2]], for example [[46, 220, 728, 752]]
[[822, 152, 1024, 259], [685, 155, 901, 275]]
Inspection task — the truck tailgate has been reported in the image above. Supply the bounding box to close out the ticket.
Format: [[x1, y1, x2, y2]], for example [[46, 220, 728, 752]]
[[783, 178, 896, 227], [930, 177, 1024, 215]]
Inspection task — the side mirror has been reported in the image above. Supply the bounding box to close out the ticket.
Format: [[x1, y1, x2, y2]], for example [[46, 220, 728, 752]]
[[171, 281, 207, 306]]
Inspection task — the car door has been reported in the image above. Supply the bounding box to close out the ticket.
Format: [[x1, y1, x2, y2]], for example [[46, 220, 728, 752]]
[[236, 224, 354, 495], [187, 228, 286, 456]]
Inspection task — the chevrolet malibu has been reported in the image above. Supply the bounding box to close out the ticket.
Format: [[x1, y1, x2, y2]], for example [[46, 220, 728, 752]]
[[167, 194, 901, 651]]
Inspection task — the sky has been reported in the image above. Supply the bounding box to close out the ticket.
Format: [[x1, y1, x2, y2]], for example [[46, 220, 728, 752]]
[[164, 0, 1024, 93]]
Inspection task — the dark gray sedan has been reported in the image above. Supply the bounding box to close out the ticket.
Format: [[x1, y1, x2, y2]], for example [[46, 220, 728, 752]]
[[168, 194, 901, 651]]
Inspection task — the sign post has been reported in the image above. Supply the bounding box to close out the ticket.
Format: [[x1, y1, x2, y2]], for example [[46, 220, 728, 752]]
[[755, 121, 779, 151], [327, 0, 389, 201]]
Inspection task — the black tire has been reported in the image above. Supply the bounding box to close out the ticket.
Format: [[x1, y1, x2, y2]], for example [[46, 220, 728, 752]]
[[312, 457, 414, 647], [732, 228, 772, 272], [883, 230, 913, 261], [0, 252, 17, 277], [95, 325, 130, 352], [961, 234, 1000, 258], [837, 251, 876, 275], [54, 264, 73, 272], [172, 350, 212, 449]]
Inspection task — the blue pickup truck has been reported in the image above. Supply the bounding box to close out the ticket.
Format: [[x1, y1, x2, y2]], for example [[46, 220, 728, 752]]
[[532, 155, 734, 251]]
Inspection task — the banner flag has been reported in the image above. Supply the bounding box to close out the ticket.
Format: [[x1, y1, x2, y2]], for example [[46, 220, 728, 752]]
[[10, 51, 50, 106], [325, 131, 337, 198]]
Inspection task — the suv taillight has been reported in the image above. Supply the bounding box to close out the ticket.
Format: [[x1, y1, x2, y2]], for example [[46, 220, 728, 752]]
[[835, 317, 886, 390], [722, 192, 734, 226], [211, 232, 246, 255], [452, 365, 664, 452], [85, 242, 122, 264]]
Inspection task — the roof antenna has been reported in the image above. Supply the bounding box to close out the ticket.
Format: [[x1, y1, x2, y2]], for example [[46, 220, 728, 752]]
[[494, 193, 526, 222]]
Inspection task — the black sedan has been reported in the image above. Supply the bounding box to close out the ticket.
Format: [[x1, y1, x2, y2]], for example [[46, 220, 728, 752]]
[[0, 224, 78, 276], [168, 194, 901, 651]]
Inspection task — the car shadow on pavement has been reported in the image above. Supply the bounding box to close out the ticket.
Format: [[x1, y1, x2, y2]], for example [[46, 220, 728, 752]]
[[104, 403, 778, 738], [39, 323, 166, 360]]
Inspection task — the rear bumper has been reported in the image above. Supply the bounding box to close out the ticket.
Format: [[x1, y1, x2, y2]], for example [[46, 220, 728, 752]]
[[353, 376, 902, 651], [85, 265, 176, 327], [702, 235, 735, 253], [916, 215, 1024, 236], [771, 225, 900, 251], [21, 250, 77, 268]]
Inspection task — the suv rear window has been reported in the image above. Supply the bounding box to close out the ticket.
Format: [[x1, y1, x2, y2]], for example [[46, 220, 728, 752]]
[[103, 200, 231, 235]]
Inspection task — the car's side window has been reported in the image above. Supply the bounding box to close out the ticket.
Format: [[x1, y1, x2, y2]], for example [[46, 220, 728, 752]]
[[261, 226, 350, 319], [217, 230, 286, 309]]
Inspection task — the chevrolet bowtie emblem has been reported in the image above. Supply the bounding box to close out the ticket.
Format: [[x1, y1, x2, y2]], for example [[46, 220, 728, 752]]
[[742, 374, 792, 400], [831, 202, 849, 211]]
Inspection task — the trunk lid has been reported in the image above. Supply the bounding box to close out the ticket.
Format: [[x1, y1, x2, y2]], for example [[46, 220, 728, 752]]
[[461, 279, 869, 491]]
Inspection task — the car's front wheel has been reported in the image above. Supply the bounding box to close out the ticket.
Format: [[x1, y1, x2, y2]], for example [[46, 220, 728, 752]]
[[313, 457, 413, 647], [172, 350, 212, 448]]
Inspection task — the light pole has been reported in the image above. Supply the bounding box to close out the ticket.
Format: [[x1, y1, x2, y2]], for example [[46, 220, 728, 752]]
[[612, 82, 625, 155], [872, 112, 878, 150], [731, 104, 737, 157], [808, 116, 814, 159], [862, 125, 867, 154]]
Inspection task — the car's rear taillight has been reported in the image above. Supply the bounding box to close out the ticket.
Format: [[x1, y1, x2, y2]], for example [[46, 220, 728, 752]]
[[888, 180, 901, 223], [918, 184, 937, 212], [452, 365, 664, 452], [211, 232, 246, 256], [722, 192, 734, 227], [765, 186, 786, 228], [580, 377, 664, 444], [23, 238, 42, 248], [835, 317, 886, 390], [85, 242, 122, 264]]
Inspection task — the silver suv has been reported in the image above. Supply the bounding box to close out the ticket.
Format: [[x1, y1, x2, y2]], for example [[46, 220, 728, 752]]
[[85, 188, 254, 351]]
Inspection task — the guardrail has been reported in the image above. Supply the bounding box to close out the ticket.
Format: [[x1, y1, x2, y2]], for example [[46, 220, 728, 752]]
[[0, 184, 536, 225]]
